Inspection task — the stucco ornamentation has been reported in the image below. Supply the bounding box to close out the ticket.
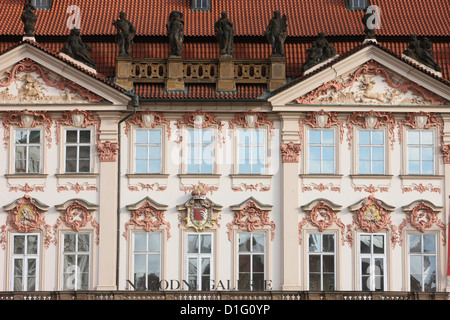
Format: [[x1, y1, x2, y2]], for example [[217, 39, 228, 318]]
[[280, 142, 301, 163], [124, 109, 171, 138], [299, 110, 344, 151], [98, 140, 119, 162], [55, 109, 101, 144]]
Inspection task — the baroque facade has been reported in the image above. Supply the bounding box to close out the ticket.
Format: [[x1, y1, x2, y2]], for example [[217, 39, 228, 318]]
[[0, 0, 449, 300]]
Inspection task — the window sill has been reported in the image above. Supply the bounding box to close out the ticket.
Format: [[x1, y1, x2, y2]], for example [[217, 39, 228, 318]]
[[5, 174, 48, 192], [56, 173, 99, 192], [350, 174, 393, 193], [229, 174, 272, 192]]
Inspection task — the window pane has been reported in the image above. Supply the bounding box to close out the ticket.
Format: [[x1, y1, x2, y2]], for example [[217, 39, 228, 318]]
[[372, 146, 384, 160], [360, 235, 371, 253], [359, 131, 370, 145], [188, 234, 198, 253], [148, 233, 161, 253], [239, 234, 251, 252], [136, 146, 148, 159], [79, 146, 90, 158], [423, 235, 436, 253], [200, 234, 212, 253], [408, 130, 420, 144], [323, 274, 335, 291], [309, 255, 320, 273], [359, 146, 370, 160], [66, 146, 77, 158], [79, 130, 91, 143], [373, 235, 384, 254], [15, 130, 28, 144], [134, 233, 147, 252], [421, 131, 433, 144], [410, 255, 422, 274], [309, 274, 320, 291], [252, 234, 265, 252], [323, 146, 334, 160], [253, 255, 264, 272], [322, 130, 334, 144], [323, 255, 335, 273], [135, 130, 148, 144], [409, 234, 422, 253], [410, 274, 422, 292], [27, 235, 38, 254], [309, 130, 321, 144], [371, 131, 384, 145], [322, 234, 334, 253], [66, 130, 78, 143], [309, 234, 321, 253], [77, 234, 90, 252], [408, 147, 420, 161], [408, 160, 420, 174], [309, 146, 321, 160], [29, 130, 40, 144], [64, 234, 76, 252]]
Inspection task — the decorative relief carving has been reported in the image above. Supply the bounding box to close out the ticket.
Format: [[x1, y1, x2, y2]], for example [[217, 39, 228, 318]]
[[229, 111, 274, 136], [98, 140, 119, 162], [299, 110, 344, 152], [124, 198, 170, 240], [346, 110, 396, 150], [180, 181, 218, 195], [54, 200, 100, 245], [227, 198, 275, 241], [55, 109, 101, 144], [176, 110, 224, 145], [400, 201, 445, 246], [347, 195, 399, 248], [294, 60, 447, 106], [8, 182, 45, 193], [401, 183, 441, 194], [398, 112, 443, 144], [128, 183, 167, 192], [124, 109, 171, 138], [2, 110, 53, 149], [0, 58, 104, 103], [0, 195, 51, 249], [231, 183, 270, 192], [280, 142, 301, 163], [299, 200, 345, 245], [57, 182, 98, 194], [177, 185, 222, 233]]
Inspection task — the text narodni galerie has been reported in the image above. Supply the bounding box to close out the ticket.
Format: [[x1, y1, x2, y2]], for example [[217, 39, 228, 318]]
[[180, 304, 270, 317]]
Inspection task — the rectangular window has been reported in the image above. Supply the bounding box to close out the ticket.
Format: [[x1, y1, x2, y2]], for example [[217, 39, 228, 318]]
[[186, 128, 214, 174], [15, 129, 41, 173], [238, 129, 265, 174], [409, 234, 436, 292], [358, 130, 384, 174], [135, 129, 162, 174], [133, 232, 161, 290], [238, 233, 265, 291], [359, 233, 386, 291], [65, 129, 91, 173], [193, 0, 209, 9], [62, 233, 90, 290], [186, 233, 213, 291], [308, 129, 335, 174], [11, 234, 39, 291], [308, 233, 335, 291], [407, 130, 434, 175]]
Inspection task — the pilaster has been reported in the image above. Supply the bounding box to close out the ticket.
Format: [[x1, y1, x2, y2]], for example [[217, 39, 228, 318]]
[[165, 56, 185, 91], [217, 56, 236, 92]]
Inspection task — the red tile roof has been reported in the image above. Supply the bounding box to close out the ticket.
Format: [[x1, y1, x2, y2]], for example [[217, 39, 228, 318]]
[[1, 0, 449, 37]]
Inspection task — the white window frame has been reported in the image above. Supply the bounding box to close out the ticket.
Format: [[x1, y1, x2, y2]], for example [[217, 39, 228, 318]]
[[32, 0, 51, 9], [61, 232, 91, 291], [184, 127, 216, 174], [237, 232, 267, 291], [358, 233, 387, 291], [237, 128, 267, 174], [307, 128, 336, 174], [357, 129, 386, 175], [11, 233, 40, 291], [408, 233, 437, 292], [406, 129, 435, 175], [192, 0, 210, 10], [134, 128, 163, 174], [132, 232, 162, 291], [64, 129, 92, 174], [307, 232, 336, 291], [185, 232, 214, 291], [14, 129, 42, 174]]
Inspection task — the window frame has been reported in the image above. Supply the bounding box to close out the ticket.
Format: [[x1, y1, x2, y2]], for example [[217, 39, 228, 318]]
[[134, 128, 163, 174], [32, 0, 52, 10], [64, 128, 93, 174], [61, 232, 91, 291], [405, 129, 436, 175], [191, 0, 210, 11], [358, 233, 387, 291], [236, 127, 267, 175], [132, 231, 162, 291], [408, 233, 437, 292], [184, 232, 214, 291], [183, 127, 216, 174], [237, 232, 267, 291], [307, 232, 336, 291], [10, 233, 40, 291], [307, 128, 336, 174], [357, 129, 386, 175], [13, 128, 42, 174]]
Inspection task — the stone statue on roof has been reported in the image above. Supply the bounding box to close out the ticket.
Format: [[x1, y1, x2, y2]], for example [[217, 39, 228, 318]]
[[113, 11, 136, 57], [21, 3, 37, 37], [302, 32, 336, 73], [404, 34, 442, 72], [214, 12, 234, 57], [167, 11, 184, 57], [60, 28, 96, 69], [265, 10, 287, 56]]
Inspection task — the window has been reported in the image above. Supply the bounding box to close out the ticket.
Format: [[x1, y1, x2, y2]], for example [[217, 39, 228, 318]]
[[133, 232, 161, 291], [186, 233, 213, 291], [186, 128, 214, 174], [191, 0, 210, 10], [308, 129, 335, 174], [238, 129, 265, 174], [409, 234, 436, 292], [15, 129, 41, 173], [359, 233, 386, 291], [32, 0, 52, 10], [308, 233, 335, 291], [65, 129, 91, 173], [347, 0, 367, 10], [11, 234, 39, 291], [358, 130, 384, 174], [238, 233, 266, 291], [62, 233, 90, 290], [135, 129, 162, 174], [407, 130, 434, 174]]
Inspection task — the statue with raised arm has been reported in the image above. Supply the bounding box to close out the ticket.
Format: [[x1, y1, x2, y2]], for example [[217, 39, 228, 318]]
[[265, 10, 287, 56], [302, 32, 336, 72], [167, 11, 184, 56], [214, 12, 234, 57], [403, 34, 442, 72], [113, 11, 136, 57], [60, 28, 96, 69], [21, 3, 37, 37]]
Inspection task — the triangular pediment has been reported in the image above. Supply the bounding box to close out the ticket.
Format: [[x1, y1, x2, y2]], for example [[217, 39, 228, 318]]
[[269, 44, 450, 108], [0, 42, 131, 108]]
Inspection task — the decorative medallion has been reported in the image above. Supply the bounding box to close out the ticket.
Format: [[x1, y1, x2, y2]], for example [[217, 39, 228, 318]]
[[124, 197, 170, 239], [227, 197, 275, 241], [177, 184, 222, 232], [124, 109, 171, 138], [229, 111, 274, 136], [55, 109, 101, 144], [299, 110, 344, 151], [398, 112, 443, 144], [176, 110, 224, 146], [280, 142, 301, 163], [0, 195, 51, 249]]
